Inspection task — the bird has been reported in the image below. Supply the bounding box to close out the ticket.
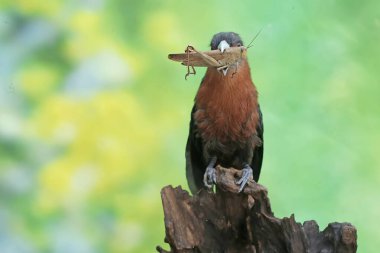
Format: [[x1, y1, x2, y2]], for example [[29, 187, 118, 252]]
[[185, 32, 263, 194]]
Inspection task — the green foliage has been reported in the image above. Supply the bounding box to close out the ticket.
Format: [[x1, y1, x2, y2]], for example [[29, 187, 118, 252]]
[[0, 0, 379, 252]]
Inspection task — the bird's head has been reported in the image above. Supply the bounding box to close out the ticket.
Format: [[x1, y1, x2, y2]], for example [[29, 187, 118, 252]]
[[210, 32, 243, 53], [210, 32, 244, 76]]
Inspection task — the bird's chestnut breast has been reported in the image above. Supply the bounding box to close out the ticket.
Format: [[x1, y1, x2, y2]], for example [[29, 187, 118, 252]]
[[194, 60, 259, 144]]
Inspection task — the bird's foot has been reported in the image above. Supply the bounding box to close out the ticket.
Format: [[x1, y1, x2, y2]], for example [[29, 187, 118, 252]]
[[203, 157, 217, 189], [236, 165, 253, 193], [203, 166, 217, 189]]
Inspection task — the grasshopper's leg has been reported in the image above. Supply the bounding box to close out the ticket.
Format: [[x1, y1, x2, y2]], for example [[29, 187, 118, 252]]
[[217, 65, 229, 76], [185, 46, 196, 79], [185, 65, 196, 80]]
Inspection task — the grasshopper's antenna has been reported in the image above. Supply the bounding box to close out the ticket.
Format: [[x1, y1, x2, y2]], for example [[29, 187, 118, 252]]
[[246, 28, 263, 49]]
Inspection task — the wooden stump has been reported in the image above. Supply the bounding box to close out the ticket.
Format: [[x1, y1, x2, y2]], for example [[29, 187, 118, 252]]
[[156, 166, 357, 253]]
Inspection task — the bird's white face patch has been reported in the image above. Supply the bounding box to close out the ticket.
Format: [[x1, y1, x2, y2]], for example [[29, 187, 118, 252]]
[[218, 40, 230, 53]]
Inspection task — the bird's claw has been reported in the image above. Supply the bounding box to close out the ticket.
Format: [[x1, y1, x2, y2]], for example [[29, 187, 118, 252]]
[[236, 166, 253, 193], [203, 166, 216, 188]]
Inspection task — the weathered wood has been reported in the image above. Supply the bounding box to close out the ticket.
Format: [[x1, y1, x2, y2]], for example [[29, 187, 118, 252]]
[[157, 166, 357, 253]]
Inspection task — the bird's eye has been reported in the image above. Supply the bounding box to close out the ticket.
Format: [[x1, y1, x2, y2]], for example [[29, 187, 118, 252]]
[[236, 43, 241, 47]]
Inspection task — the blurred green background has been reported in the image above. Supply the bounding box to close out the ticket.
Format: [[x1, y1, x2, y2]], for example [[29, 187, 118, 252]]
[[0, 0, 379, 252]]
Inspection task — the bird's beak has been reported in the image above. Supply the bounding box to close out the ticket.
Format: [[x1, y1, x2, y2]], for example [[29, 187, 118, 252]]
[[218, 40, 230, 53], [218, 40, 230, 76]]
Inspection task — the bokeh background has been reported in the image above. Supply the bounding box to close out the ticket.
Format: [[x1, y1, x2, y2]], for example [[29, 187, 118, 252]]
[[0, 0, 379, 252]]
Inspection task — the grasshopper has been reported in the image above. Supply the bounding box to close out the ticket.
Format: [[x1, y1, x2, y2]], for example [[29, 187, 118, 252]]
[[168, 46, 248, 79]]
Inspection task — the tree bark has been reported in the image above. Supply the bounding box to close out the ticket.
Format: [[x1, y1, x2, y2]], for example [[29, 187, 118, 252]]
[[156, 166, 357, 253]]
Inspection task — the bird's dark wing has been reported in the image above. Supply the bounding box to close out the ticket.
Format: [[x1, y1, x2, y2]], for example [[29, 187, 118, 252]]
[[251, 105, 264, 181], [185, 105, 207, 194]]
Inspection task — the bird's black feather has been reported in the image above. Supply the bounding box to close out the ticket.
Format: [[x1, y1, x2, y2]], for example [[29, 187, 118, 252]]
[[185, 105, 206, 194], [251, 106, 263, 181]]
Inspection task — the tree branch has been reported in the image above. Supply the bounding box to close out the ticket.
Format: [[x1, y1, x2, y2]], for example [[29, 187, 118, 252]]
[[157, 166, 357, 253]]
